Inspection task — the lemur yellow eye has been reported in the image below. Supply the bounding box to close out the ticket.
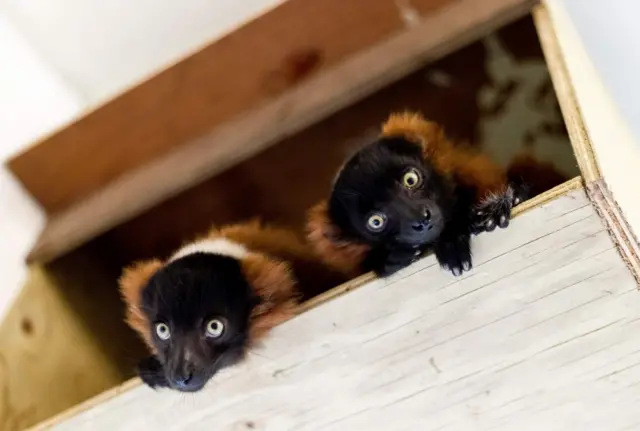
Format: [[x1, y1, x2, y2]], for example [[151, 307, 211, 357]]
[[155, 322, 171, 340], [402, 169, 421, 189], [366, 213, 387, 232], [205, 318, 225, 338]]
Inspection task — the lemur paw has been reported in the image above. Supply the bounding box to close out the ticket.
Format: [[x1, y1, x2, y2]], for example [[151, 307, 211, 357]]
[[137, 356, 169, 389], [434, 235, 472, 277], [472, 186, 521, 234], [376, 247, 423, 277]]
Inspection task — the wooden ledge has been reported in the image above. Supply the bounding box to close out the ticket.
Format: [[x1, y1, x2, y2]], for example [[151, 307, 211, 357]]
[[533, 3, 640, 285], [533, 4, 601, 183], [45, 184, 635, 430], [27, 176, 583, 431]]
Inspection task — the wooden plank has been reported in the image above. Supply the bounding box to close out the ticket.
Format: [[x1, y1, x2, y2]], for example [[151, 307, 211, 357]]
[[20, 0, 534, 263], [22, 177, 583, 430], [0, 247, 146, 431], [534, 3, 640, 285], [25, 178, 581, 431], [7, 0, 532, 214], [533, 4, 600, 183], [588, 179, 640, 286], [31, 186, 640, 430], [537, 0, 640, 238]]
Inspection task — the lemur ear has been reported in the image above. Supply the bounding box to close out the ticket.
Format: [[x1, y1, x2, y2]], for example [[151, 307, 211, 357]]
[[306, 201, 369, 278], [382, 111, 444, 147], [382, 111, 458, 174], [240, 254, 299, 343], [119, 259, 163, 349]]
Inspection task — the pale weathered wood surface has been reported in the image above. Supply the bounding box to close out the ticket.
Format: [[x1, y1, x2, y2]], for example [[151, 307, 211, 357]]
[[38, 188, 640, 431]]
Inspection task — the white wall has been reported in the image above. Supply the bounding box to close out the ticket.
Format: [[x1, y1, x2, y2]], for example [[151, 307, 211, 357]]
[[560, 0, 640, 147], [0, 13, 81, 320]]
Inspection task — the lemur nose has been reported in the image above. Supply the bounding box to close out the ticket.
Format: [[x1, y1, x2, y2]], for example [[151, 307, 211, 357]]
[[175, 371, 194, 388], [174, 362, 195, 388], [411, 208, 432, 232], [411, 222, 425, 232]]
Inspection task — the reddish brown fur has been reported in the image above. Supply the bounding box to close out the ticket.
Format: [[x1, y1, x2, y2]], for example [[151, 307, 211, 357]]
[[241, 254, 298, 342], [506, 153, 568, 198], [215, 220, 349, 299], [119, 259, 164, 350], [307, 111, 509, 276], [119, 222, 342, 352], [213, 219, 318, 261], [383, 112, 508, 200], [306, 202, 370, 278]]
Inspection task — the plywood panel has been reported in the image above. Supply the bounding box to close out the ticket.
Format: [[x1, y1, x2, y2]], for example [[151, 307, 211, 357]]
[[533, 2, 640, 286], [0, 248, 145, 431], [31, 187, 640, 431], [533, 4, 600, 183]]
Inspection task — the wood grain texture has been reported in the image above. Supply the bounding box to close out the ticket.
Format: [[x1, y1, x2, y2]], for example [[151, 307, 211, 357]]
[[20, 0, 535, 263], [0, 247, 145, 431], [535, 3, 640, 287], [30, 188, 640, 431], [538, 0, 640, 259], [25, 178, 582, 431], [533, 4, 601, 182], [587, 179, 640, 286]]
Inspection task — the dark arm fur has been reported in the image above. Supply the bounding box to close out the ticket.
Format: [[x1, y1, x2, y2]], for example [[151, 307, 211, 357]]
[[433, 185, 474, 275], [384, 112, 521, 238], [137, 356, 169, 389], [363, 244, 421, 277]]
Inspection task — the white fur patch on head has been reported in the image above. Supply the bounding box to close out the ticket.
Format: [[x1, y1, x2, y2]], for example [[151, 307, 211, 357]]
[[170, 238, 248, 262]]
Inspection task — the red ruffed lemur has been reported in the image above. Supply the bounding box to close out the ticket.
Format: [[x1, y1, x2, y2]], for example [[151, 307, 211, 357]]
[[307, 112, 526, 278], [119, 221, 346, 392]]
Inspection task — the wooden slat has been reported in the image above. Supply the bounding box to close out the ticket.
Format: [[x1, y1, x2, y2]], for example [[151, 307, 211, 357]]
[[588, 179, 640, 286], [31, 187, 640, 431], [533, 4, 601, 182], [19, 0, 534, 263], [534, 3, 640, 285]]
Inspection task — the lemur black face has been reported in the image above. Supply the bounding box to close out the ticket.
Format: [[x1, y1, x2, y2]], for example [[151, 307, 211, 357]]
[[328, 137, 450, 248], [139, 254, 258, 392]]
